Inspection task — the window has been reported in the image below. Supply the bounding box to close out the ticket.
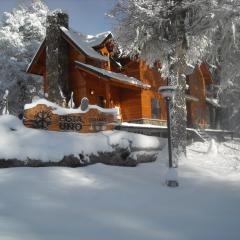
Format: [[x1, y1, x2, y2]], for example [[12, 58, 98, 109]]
[[151, 98, 160, 119], [97, 96, 106, 108]]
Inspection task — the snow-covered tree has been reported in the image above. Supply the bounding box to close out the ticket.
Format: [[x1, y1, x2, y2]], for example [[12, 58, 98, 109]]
[[212, 9, 240, 133], [110, 0, 240, 159], [0, 0, 48, 115]]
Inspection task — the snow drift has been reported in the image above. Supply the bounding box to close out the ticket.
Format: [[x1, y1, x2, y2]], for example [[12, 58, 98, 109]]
[[0, 115, 165, 167]]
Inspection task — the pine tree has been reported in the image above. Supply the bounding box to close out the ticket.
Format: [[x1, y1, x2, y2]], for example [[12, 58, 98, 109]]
[[110, 0, 240, 158], [0, 0, 48, 115]]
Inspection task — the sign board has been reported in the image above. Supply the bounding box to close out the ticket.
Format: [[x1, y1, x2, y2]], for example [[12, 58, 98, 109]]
[[23, 104, 117, 133]]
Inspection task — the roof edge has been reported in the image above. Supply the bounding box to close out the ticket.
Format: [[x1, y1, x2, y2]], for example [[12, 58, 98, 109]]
[[60, 26, 108, 62], [92, 32, 113, 48], [26, 39, 46, 74], [75, 61, 151, 90]]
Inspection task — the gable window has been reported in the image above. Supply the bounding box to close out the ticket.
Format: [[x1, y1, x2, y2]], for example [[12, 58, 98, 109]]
[[151, 98, 160, 119]]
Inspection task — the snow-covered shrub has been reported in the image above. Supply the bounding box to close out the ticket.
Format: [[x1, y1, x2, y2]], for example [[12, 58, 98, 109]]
[[2, 89, 9, 115]]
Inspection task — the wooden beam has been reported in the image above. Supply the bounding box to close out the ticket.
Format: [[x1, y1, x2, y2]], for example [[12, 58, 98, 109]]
[[105, 81, 111, 108], [75, 63, 143, 91]]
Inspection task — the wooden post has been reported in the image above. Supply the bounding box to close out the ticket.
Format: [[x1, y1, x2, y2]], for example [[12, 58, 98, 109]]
[[198, 66, 207, 126], [105, 81, 111, 108], [80, 79, 87, 96]]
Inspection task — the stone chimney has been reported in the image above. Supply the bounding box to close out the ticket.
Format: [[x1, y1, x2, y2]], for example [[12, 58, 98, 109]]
[[46, 11, 70, 104]]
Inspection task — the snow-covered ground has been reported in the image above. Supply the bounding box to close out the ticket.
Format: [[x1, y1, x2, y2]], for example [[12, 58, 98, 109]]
[[0, 116, 240, 240]]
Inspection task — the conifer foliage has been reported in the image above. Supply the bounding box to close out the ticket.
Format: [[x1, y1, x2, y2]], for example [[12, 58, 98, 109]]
[[110, 0, 240, 156]]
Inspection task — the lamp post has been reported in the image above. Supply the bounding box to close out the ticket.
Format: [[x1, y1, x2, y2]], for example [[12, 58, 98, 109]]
[[159, 86, 179, 187]]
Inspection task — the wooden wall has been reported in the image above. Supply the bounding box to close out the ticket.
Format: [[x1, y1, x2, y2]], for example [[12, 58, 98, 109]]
[[109, 86, 121, 108], [140, 90, 167, 121], [85, 74, 107, 105], [67, 45, 144, 122], [74, 73, 142, 122], [140, 60, 167, 121], [68, 45, 87, 106], [121, 61, 141, 79], [188, 66, 209, 128], [120, 89, 142, 121]]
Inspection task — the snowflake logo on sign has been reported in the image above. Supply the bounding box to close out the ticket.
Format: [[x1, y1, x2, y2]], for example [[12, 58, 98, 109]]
[[33, 111, 52, 129]]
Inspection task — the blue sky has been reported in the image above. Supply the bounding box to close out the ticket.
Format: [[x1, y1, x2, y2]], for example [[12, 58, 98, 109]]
[[0, 0, 116, 35]]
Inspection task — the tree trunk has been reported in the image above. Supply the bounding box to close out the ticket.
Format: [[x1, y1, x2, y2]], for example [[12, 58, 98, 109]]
[[168, 1, 188, 164]]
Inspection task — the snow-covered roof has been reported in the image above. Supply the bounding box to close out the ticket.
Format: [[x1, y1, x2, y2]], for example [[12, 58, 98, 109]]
[[27, 27, 112, 73], [26, 39, 46, 73], [206, 97, 221, 108], [75, 61, 151, 89], [60, 27, 109, 62], [84, 31, 112, 47]]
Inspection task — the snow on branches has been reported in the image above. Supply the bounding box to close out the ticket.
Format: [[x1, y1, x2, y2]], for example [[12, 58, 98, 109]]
[[110, 0, 240, 79], [110, 0, 240, 154], [110, 0, 240, 133], [0, 0, 48, 115]]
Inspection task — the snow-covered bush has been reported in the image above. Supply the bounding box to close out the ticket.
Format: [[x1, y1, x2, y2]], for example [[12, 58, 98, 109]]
[[0, 0, 48, 115], [2, 89, 9, 115]]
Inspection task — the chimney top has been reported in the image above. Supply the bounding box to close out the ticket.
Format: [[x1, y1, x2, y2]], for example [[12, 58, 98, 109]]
[[47, 10, 69, 29]]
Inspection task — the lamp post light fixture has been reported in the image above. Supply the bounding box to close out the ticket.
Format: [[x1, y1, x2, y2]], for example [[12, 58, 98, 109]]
[[158, 86, 179, 187]]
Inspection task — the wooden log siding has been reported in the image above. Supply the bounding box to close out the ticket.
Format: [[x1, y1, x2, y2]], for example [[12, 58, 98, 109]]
[[139, 60, 167, 121], [120, 89, 142, 121], [24, 104, 117, 133], [121, 61, 141, 80], [68, 45, 86, 106], [188, 66, 209, 128], [105, 82, 111, 108]]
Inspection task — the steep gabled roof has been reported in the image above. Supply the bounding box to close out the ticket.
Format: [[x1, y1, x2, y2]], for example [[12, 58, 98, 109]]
[[82, 31, 112, 48], [27, 27, 112, 74], [60, 27, 109, 62], [75, 61, 151, 89], [26, 39, 46, 74]]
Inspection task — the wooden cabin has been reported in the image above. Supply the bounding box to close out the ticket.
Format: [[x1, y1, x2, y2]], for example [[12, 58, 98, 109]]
[[27, 12, 220, 129]]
